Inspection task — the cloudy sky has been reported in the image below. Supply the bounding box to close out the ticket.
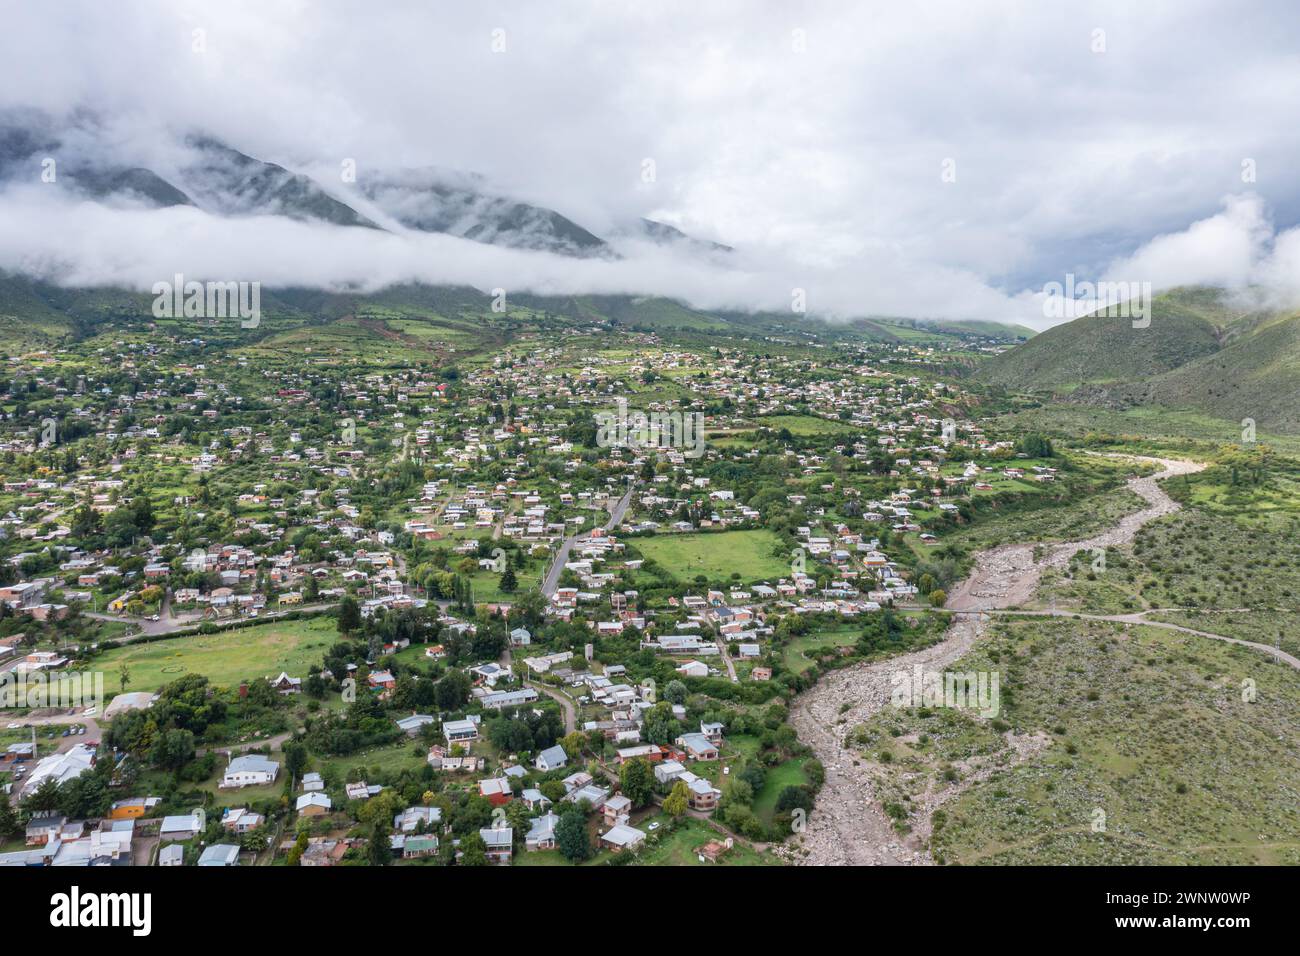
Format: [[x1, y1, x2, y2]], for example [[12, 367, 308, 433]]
[[3, 0, 1300, 327]]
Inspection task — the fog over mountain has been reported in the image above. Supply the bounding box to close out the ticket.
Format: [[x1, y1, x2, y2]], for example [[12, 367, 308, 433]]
[[3, 1, 1300, 327]]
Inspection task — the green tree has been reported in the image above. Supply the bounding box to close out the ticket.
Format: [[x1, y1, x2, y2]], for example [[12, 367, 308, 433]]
[[337, 595, 362, 635], [459, 830, 488, 866], [555, 810, 591, 862], [663, 779, 689, 818], [619, 757, 654, 807], [367, 820, 392, 865]]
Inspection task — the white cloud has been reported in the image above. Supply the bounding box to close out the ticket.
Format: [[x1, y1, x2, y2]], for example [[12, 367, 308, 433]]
[[2, 0, 1299, 327]]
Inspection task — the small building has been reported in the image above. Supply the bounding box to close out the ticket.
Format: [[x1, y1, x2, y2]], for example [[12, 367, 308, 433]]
[[676, 733, 720, 761], [478, 777, 512, 806], [600, 824, 646, 853], [535, 744, 567, 772], [197, 844, 240, 867], [159, 812, 203, 841], [603, 794, 632, 827], [295, 792, 332, 816], [158, 844, 185, 867], [479, 827, 513, 865], [396, 713, 435, 736], [442, 717, 480, 745], [220, 754, 280, 789], [221, 807, 264, 833], [525, 812, 561, 851]]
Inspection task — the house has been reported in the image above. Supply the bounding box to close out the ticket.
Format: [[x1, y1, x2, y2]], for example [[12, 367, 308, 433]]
[[296, 792, 332, 816], [396, 713, 435, 736], [509, 626, 532, 646], [269, 672, 301, 694], [159, 812, 204, 841], [600, 824, 646, 852], [367, 669, 396, 693], [442, 717, 480, 745], [220, 754, 280, 789], [25, 814, 66, 846], [521, 788, 552, 811], [676, 732, 720, 761], [525, 812, 561, 851], [301, 771, 324, 792], [197, 844, 241, 867], [535, 744, 567, 772], [108, 796, 160, 820], [603, 794, 632, 827], [346, 781, 384, 801], [221, 807, 265, 834], [480, 687, 539, 710], [20, 743, 95, 796], [158, 844, 185, 867], [675, 659, 709, 678], [394, 806, 443, 833], [616, 743, 664, 764], [396, 834, 440, 859], [655, 760, 687, 786], [562, 771, 593, 793], [684, 773, 720, 811], [700, 721, 725, 744], [479, 827, 513, 865], [564, 784, 609, 810], [479, 777, 512, 806]]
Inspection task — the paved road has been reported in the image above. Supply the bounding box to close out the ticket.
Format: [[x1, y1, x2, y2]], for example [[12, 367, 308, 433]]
[[541, 482, 636, 597]]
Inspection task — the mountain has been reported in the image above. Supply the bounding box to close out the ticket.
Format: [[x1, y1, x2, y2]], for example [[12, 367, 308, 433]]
[[355, 168, 609, 256], [0, 110, 747, 262], [625, 218, 733, 254], [979, 286, 1300, 432], [175, 136, 379, 228]]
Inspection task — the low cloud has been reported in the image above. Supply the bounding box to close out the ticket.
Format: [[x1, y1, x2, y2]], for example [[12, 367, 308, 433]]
[[3, 1, 1300, 328]]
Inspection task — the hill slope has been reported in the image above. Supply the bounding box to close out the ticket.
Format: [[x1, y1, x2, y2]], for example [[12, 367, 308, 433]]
[[980, 287, 1300, 432]]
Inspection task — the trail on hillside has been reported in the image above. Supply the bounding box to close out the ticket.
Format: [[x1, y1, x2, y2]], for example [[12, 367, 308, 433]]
[[787, 455, 1204, 866]]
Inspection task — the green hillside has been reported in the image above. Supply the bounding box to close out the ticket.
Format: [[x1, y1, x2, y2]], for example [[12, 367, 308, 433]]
[[979, 286, 1300, 433], [977, 287, 1231, 391]]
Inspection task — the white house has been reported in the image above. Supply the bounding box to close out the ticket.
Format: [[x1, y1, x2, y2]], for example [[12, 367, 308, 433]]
[[535, 744, 568, 772], [220, 754, 280, 789], [675, 659, 709, 678]]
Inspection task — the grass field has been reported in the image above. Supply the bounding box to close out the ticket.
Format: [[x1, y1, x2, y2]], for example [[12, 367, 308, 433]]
[[633, 529, 790, 583], [92, 617, 338, 696], [853, 616, 1300, 865], [755, 414, 857, 436], [750, 758, 812, 826], [782, 625, 862, 674]]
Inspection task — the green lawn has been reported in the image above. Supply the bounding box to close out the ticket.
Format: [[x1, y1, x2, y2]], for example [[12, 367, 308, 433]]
[[751, 758, 811, 826], [634, 529, 790, 583], [91, 617, 339, 696]]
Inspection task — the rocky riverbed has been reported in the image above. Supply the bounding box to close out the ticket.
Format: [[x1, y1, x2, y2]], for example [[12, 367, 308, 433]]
[[786, 455, 1204, 866]]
